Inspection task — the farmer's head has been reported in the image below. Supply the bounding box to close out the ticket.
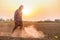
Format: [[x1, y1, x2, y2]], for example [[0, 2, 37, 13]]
[[19, 5, 23, 11]]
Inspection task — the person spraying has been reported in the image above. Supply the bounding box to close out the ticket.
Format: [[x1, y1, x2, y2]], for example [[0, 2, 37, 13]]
[[12, 5, 23, 33]]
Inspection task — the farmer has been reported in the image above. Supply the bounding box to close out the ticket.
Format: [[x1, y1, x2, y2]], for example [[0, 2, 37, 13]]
[[12, 5, 23, 33]]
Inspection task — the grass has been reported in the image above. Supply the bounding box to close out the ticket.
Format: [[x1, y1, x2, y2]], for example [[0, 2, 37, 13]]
[[0, 21, 60, 40]]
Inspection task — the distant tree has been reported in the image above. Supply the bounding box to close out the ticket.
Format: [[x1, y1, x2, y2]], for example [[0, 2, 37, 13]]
[[55, 19, 60, 22], [10, 18, 13, 22], [37, 21, 43, 23], [0, 18, 3, 21], [44, 19, 53, 22], [0, 18, 5, 22]]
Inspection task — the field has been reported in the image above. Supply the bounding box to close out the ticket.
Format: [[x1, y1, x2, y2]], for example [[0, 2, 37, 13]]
[[0, 21, 60, 40]]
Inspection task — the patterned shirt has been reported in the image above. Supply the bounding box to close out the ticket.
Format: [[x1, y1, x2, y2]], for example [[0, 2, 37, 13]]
[[14, 9, 22, 22]]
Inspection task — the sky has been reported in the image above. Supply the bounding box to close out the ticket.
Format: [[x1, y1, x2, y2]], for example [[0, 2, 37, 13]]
[[0, 0, 60, 21]]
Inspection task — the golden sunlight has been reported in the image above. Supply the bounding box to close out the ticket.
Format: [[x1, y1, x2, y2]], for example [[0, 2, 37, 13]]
[[22, 6, 32, 16]]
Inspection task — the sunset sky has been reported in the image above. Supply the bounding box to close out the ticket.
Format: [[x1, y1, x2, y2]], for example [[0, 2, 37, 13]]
[[0, 0, 60, 21]]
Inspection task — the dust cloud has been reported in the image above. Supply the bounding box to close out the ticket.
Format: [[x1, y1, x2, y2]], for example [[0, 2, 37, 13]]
[[11, 25, 45, 38]]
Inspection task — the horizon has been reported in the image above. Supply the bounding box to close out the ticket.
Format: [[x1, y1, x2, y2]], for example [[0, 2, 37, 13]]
[[0, 18, 60, 21]]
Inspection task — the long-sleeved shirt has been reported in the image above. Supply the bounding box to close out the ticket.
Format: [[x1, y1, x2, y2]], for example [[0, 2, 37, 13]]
[[14, 9, 22, 22]]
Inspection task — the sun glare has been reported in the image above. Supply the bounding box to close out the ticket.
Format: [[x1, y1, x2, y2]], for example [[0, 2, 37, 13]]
[[22, 7, 32, 15]]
